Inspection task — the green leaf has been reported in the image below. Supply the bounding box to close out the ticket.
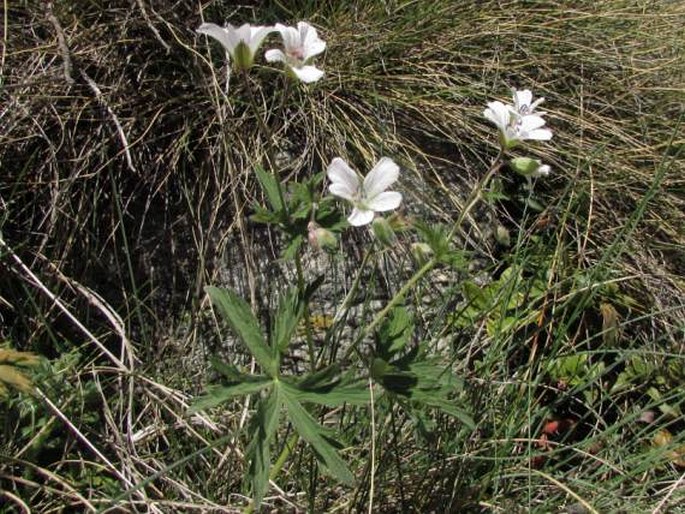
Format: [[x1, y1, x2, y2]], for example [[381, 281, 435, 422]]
[[245, 385, 282, 509], [377, 306, 413, 357], [255, 165, 284, 213], [273, 287, 305, 353], [210, 357, 243, 382], [205, 286, 277, 377], [297, 363, 341, 389], [283, 379, 370, 407], [282, 234, 303, 260], [462, 281, 490, 310], [411, 390, 475, 429], [189, 378, 272, 413], [282, 391, 354, 485]]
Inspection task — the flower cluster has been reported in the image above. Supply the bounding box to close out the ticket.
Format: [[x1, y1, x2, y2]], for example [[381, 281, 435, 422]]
[[197, 21, 325, 82], [483, 89, 552, 149], [484, 89, 553, 179]]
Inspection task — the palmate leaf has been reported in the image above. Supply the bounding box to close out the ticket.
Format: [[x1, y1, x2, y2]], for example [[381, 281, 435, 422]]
[[376, 306, 413, 357], [282, 378, 370, 407], [245, 384, 283, 509], [205, 286, 277, 377], [189, 378, 272, 413], [273, 276, 324, 353], [410, 390, 475, 430], [273, 287, 304, 353], [282, 392, 355, 485]]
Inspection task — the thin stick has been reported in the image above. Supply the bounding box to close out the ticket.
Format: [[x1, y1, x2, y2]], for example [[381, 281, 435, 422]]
[[80, 69, 137, 174]]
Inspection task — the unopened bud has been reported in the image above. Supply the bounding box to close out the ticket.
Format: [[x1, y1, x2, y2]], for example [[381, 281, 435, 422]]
[[372, 217, 396, 247], [510, 157, 550, 178], [410, 242, 433, 266], [307, 221, 337, 251]]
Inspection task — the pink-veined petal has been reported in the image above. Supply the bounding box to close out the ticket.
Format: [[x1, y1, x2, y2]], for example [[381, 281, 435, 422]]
[[291, 65, 324, 83], [277, 24, 301, 53], [363, 157, 399, 198], [513, 89, 532, 111], [327, 158, 359, 199], [264, 48, 286, 63], [366, 191, 402, 212], [348, 207, 375, 227]]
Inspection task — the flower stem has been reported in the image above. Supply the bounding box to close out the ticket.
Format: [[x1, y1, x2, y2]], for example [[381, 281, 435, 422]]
[[342, 149, 504, 363], [447, 148, 504, 241], [240, 69, 317, 369]]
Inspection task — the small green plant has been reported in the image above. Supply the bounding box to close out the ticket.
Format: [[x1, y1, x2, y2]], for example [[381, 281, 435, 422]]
[[192, 19, 556, 509]]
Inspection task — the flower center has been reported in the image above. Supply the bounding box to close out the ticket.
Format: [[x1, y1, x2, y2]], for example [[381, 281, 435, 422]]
[[287, 46, 305, 61]]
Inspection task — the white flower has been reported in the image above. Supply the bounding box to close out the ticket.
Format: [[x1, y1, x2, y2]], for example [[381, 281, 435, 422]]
[[511, 89, 546, 116], [197, 22, 274, 70], [265, 22, 326, 83], [327, 157, 402, 227], [483, 89, 552, 148]]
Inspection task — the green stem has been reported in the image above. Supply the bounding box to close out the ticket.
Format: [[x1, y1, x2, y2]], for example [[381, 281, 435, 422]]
[[447, 148, 504, 241], [341, 149, 505, 363], [240, 70, 316, 365]]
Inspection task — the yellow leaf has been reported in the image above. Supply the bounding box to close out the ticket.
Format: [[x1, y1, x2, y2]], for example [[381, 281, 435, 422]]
[[652, 429, 685, 468], [599, 302, 620, 345]]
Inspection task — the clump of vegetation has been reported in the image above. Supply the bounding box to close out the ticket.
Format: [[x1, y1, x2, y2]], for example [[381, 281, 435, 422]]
[[1, 1, 683, 512]]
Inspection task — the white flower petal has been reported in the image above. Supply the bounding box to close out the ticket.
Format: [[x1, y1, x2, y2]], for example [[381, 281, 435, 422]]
[[535, 164, 551, 176], [225, 24, 251, 52], [348, 207, 375, 227], [329, 182, 357, 201], [327, 158, 359, 199], [197, 23, 235, 53], [291, 65, 324, 83], [264, 48, 285, 63], [513, 89, 532, 111], [519, 114, 547, 132], [277, 24, 301, 52], [366, 191, 402, 212], [248, 26, 275, 53], [483, 101, 510, 131], [363, 157, 399, 198], [304, 40, 326, 60], [525, 128, 553, 141]]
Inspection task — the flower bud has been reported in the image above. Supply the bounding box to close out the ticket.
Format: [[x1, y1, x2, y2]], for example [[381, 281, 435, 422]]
[[510, 157, 551, 178], [372, 217, 396, 248], [410, 242, 433, 266], [307, 221, 337, 251]]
